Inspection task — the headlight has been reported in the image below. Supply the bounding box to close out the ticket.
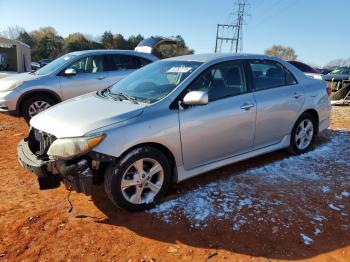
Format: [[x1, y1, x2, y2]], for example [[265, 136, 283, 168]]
[[47, 134, 105, 160], [0, 81, 23, 92]]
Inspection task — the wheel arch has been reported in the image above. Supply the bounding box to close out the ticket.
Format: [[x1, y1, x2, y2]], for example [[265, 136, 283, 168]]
[[17, 89, 62, 115], [299, 108, 319, 135]]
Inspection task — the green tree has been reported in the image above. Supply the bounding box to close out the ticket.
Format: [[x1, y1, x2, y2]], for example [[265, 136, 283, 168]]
[[113, 34, 128, 49], [264, 45, 297, 60], [126, 34, 144, 49], [16, 31, 34, 47], [63, 33, 92, 52], [30, 27, 63, 60], [101, 30, 114, 49]]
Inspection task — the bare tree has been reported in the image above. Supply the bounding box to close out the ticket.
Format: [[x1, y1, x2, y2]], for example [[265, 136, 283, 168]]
[[0, 26, 26, 40], [265, 45, 297, 60], [326, 58, 350, 68]]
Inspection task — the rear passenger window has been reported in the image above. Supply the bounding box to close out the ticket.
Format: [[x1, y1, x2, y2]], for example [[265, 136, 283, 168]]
[[188, 61, 247, 101], [138, 57, 152, 67], [103, 55, 151, 71], [118, 55, 141, 69], [284, 68, 298, 85], [249, 60, 296, 91]]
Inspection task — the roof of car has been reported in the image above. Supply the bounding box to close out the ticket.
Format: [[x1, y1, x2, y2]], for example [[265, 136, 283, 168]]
[[165, 53, 279, 63], [67, 49, 158, 60]]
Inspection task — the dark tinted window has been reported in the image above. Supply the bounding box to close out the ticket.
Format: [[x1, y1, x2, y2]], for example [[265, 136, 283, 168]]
[[284, 68, 298, 85], [119, 55, 141, 69], [138, 57, 152, 67], [288, 61, 313, 73], [188, 61, 247, 101], [249, 60, 296, 91], [103, 55, 152, 71]]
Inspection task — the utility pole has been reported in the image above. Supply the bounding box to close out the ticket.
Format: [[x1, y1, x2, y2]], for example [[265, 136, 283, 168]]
[[215, 0, 249, 53], [234, 0, 248, 53], [214, 24, 236, 53]]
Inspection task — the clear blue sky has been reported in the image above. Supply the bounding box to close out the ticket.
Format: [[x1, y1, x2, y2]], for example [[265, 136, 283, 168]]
[[0, 0, 348, 66]]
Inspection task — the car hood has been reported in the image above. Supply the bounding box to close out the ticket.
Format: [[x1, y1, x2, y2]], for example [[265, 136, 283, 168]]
[[30, 93, 146, 138], [0, 72, 41, 91]]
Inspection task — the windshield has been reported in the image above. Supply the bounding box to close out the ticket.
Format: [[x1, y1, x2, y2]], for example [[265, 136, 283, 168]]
[[109, 60, 202, 103], [35, 54, 76, 75]]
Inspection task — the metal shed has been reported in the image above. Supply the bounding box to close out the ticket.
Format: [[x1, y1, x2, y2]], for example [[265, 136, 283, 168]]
[[0, 37, 31, 72]]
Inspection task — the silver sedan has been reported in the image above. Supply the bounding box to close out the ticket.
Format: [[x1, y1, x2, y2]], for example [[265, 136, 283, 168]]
[[0, 50, 157, 122], [18, 53, 331, 211]]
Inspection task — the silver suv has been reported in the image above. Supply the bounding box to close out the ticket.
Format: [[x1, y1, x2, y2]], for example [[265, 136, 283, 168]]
[[0, 50, 157, 122], [18, 54, 331, 211]]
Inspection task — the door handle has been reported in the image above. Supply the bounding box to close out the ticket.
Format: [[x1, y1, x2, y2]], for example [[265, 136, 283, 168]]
[[96, 76, 106, 80], [240, 103, 255, 110], [293, 93, 302, 99]]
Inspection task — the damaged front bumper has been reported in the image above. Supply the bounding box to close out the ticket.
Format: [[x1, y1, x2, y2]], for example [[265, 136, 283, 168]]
[[17, 139, 95, 195]]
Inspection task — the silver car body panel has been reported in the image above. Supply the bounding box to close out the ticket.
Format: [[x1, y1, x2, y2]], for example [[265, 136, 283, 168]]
[[30, 93, 145, 138], [0, 50, 158, 113], [30, 53, 331, 183]]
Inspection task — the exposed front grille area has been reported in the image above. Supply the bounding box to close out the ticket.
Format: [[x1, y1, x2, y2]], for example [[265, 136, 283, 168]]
[[27, 128, 56, 160]]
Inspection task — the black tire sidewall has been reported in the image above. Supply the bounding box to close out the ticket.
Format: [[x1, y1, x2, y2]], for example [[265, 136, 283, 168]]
[[21, 95, 56, 123], [104, 147, 172, 211], [290, 112, 317, 154]]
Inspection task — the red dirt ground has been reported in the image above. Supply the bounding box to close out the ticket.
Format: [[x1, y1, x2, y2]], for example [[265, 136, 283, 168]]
[[0, 107, 349, 262]]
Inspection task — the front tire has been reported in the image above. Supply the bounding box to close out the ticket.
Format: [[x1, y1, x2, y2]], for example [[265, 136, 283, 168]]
[[21, 95, 57, 123], [104, 147, 172, 211], [288, 112, 317, 155]]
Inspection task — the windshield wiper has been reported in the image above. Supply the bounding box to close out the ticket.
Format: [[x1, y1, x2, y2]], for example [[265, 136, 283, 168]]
[[112, 92, 139, 104]]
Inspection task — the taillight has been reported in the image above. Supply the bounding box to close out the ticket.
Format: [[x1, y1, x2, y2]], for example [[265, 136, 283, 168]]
[[326, 85, 332, 96]]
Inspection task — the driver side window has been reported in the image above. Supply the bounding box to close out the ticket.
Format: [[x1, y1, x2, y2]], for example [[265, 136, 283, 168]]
[[69, 55, 104, 74], [187, 61, 247, 101]]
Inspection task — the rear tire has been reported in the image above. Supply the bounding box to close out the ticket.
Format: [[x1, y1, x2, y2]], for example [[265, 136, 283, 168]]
[[288, 112, 317, 155], [21, 95, 57, 124], [104, 146, 172, 211]]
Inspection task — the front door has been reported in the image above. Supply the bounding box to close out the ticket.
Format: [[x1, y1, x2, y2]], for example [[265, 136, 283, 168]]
[[59, 55, 108, 100], [179, 60, 256, 170]]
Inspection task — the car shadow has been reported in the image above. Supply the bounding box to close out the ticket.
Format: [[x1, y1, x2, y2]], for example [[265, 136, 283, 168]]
[[90, 129, 350, 260]]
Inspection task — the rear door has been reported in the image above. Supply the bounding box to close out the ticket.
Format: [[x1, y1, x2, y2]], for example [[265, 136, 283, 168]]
[[179, 60, 256, 169], [248, 59, 304, 149], [105, 54, 153, 86], [59, 55, 108, 100]]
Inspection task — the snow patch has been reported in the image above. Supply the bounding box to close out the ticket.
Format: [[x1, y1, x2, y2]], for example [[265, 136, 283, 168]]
[[300, 233, 314, 245], [322, 186, 330, 193], [148, 130, 350, 235], [328, 203, 341, 211], [342, 191, 350, 197]]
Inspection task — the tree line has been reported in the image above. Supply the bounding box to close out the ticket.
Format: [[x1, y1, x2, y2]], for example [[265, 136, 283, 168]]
[[0, 26, 193, 61]]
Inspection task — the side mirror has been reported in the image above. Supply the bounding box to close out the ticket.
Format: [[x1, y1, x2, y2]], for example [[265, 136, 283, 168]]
[[64, 68, 77, 76], [182, 91, 208, 106]]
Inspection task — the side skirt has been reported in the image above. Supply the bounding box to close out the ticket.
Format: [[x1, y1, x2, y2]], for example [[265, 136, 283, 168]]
[[176, 135, 291, 183]]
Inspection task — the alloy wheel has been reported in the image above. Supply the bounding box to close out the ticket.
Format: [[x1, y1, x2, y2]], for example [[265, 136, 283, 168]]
[[121, 158, 164, 205], [295, 119, 314, 150], [28, 101, 51, 117]]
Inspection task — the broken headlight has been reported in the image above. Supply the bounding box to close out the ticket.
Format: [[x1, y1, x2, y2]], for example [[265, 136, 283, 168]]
[[47, 134, 105, 160]]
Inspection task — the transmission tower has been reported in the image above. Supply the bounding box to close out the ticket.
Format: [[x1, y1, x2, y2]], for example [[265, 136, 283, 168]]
[[215, 0, 249, 53]]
